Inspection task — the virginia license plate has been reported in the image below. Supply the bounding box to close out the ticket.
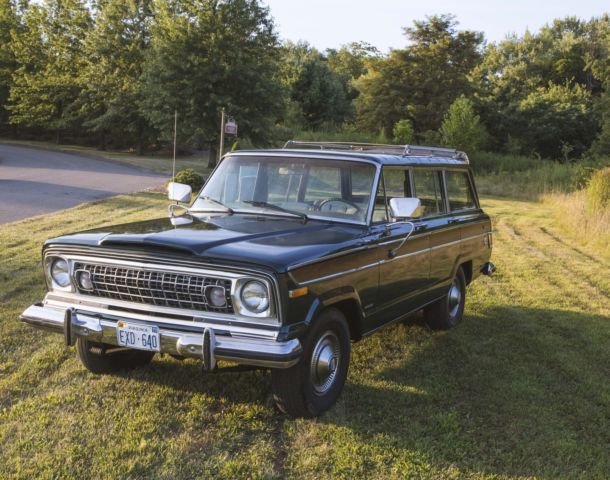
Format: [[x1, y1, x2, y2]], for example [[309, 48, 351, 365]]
[[116, 321, 160, 352]]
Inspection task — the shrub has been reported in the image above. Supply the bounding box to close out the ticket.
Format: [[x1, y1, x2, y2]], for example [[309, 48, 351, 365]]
[[586, 167, 610, 213], [170, 168, 204, 192], [393, 119, 414, 144], [439, 95, 487, 152]]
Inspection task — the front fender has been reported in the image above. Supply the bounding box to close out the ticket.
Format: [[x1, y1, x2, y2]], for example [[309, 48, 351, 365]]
[[277, 286, 364, 342]]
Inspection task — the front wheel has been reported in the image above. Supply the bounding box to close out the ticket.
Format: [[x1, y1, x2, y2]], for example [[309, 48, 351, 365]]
[[76, 338, 155, 374], [424, 267, 466, 330], [271, 308, 350, 417]]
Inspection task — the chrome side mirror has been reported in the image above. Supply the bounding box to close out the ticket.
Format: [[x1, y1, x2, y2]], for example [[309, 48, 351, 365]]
[[167, 182, 192, 203], [389, 197, 422, 219]]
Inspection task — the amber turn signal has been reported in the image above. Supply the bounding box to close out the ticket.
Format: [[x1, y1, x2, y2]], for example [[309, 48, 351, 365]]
[[288, 287, 308, 298]]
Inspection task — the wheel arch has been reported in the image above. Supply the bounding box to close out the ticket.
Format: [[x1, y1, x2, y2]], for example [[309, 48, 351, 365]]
[[303, 287, 365, 341]]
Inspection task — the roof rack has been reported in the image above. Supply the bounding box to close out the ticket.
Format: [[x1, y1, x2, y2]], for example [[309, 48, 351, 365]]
[[282, 140, 469, 163]]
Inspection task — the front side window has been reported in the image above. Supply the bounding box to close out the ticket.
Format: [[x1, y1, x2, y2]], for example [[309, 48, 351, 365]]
[[412, 169, 446, 217], [192, 156, 376, 223], [383, 167, 412, 199], [445, 170, 477, 211]]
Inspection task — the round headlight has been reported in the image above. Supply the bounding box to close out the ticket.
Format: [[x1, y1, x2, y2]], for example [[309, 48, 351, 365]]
[[240, 280, 269, 313], [51, 258, 71, 287], [206, 285, 227, 307]]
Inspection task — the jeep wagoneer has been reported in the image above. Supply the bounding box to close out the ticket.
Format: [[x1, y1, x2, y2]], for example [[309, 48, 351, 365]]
[[21, 141, 494, 417]]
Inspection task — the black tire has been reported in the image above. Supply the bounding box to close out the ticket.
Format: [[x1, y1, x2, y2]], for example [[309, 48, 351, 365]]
[[424, 267, 466, 330], [76, 338, 155, 374], [271, 308, 350, 418]]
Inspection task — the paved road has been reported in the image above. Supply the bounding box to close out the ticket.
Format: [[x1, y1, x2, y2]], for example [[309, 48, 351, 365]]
[[0, 144, 165, 224]]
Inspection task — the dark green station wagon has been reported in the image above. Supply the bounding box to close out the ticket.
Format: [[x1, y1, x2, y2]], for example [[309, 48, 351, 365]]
[[22, 141, 494, 417]]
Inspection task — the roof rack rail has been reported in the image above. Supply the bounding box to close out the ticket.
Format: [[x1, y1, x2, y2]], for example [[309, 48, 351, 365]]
[[282, 140, 469, 163]]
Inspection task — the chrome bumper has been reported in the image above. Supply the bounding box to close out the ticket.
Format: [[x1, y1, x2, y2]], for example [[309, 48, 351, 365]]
[[20, 304, 302, 369]]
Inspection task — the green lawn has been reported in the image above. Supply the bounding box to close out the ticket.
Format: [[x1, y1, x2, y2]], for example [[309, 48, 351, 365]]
[[0, 194, 608, 479]]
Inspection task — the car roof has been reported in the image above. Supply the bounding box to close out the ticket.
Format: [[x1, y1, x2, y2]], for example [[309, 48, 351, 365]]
[[228, 149, 470, 167]]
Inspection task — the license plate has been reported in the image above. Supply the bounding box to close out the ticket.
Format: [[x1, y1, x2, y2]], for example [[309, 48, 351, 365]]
[[116, 321, 160, 352]]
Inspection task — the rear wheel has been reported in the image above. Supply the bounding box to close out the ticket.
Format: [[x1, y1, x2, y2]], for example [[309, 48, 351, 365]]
[[271, 308, 350, 418], [424, 267, 466, 330], [76, 338, 155, 374]]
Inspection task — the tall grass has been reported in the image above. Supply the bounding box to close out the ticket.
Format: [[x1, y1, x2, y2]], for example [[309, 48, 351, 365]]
[[471, 153, 607, 199], [544, 189, 610, 259]]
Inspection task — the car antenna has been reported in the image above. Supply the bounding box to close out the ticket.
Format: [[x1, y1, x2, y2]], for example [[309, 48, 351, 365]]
[[172, 109, 177, 182]]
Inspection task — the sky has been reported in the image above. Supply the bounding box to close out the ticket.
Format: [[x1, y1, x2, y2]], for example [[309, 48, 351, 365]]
[[262, 0, 608, 53]]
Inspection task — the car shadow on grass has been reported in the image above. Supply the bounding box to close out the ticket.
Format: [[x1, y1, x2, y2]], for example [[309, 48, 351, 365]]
[[325, 305, 610, 478], [111, 305, 609, 478]]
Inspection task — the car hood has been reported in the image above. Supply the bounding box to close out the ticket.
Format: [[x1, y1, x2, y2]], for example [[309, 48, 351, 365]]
[[45, 213, 368, 272]]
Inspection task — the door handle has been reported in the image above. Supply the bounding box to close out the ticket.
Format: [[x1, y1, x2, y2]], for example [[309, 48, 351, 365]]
[[414, 224, 427, 232], [448, 219, 460, 225]]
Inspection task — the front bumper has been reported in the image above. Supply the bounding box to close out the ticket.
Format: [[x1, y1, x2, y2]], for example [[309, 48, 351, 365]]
[[20, 304, 302, 369]]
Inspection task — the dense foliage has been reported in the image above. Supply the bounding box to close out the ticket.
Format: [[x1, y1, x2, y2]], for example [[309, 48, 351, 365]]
[[170, 168, 205, 191], [0, 1, 609, 162]]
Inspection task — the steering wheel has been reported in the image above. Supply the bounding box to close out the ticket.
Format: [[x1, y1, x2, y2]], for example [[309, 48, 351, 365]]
[[316, 198, 361, 213]]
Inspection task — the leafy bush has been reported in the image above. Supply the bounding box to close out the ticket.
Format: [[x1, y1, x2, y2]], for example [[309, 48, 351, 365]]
[[439, 95, 487, 152], [586, 167, 610, 213], [170, 168, 204, 192], [393, 119, 414, 144]]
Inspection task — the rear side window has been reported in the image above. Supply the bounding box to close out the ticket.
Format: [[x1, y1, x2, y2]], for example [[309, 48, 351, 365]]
[[445, 171, 477, 211], [412, 169, 446, 217]]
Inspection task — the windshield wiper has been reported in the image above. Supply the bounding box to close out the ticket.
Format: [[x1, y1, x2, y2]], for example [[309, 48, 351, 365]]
[[241, 200, 308, 222], [191, 196, 234, 214]]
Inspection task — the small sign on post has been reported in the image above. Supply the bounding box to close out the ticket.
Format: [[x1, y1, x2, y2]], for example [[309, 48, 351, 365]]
[[224, 118, 238, 135]]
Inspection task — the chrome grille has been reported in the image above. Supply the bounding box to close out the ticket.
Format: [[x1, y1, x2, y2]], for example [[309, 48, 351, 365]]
[[73, 262, 233, 313]]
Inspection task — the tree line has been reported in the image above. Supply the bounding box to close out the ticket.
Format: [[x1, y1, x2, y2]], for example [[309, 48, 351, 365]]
[[0, 0, 609, 165]]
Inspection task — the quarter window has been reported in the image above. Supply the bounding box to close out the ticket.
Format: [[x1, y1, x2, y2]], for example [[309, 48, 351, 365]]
[[445, 171, 476, 211], [412, 169, 446, 217]]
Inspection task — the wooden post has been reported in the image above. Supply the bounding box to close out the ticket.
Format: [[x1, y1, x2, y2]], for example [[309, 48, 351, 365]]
[[218, 107, 225, 162]]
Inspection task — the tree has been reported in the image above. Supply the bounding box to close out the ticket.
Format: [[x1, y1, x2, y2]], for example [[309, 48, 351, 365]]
[[141, 0, 283, 166], [79, 0, 154, 152], [515, 83, 596, 159], [279, 41, 374, 130], [0, 0, 21, 132], [393, 119, 414, 144], [326, 41, 380, 80], [291, 54, 352, 130], [439, 95, 486, 152], [8, 0, 91, 142], [589, 17, 610, 156], [470, 15, 609, 154], [355, 15, 483, 136]]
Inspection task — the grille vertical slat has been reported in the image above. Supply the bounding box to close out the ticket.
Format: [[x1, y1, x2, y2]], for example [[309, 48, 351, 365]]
[[74, 262, 233, 313]]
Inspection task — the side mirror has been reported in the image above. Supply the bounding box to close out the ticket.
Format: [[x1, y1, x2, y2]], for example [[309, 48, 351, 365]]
[[389, 197, 422, 220], [167, 182, 192, 203]]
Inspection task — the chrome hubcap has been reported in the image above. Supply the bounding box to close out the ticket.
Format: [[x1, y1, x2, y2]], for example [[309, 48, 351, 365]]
[[447, 280, 462, 318], [310, 331, 340, 395]]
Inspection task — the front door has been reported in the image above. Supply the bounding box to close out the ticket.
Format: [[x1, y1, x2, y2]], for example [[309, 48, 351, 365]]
[[373, 167, 431, 326]]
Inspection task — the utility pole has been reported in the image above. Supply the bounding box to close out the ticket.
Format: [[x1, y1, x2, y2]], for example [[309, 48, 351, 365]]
[[218, 107, 225, 162]]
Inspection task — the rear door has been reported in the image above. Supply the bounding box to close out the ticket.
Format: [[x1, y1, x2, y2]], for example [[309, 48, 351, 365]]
[[444, 168, 489, 276], [411, 168, 458, 288]]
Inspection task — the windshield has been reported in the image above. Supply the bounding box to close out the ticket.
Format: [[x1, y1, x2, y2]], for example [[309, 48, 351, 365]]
[[191, 156, 377, 223]]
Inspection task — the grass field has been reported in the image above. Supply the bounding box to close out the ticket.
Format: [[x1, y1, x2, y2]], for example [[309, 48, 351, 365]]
[[1, 193, 609, 479]]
